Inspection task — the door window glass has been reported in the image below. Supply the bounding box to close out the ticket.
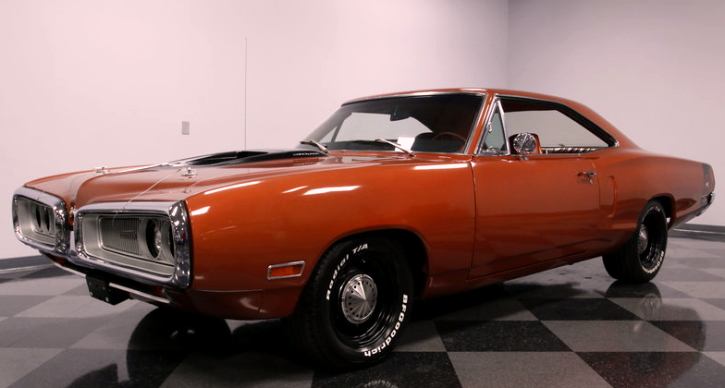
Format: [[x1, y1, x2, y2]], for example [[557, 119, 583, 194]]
[[500, 99, 613, 153]]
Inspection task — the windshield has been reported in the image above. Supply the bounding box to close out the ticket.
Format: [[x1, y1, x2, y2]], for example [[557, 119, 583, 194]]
[[299, 94, 485, 154]]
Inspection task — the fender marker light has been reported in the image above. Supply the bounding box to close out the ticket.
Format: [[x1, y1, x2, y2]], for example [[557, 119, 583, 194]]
[[267, 261, 306, 280]]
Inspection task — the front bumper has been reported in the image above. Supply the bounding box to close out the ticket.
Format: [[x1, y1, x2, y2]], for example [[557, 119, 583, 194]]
[[14, 187, 302, 320], [46, 253, 278, 319]]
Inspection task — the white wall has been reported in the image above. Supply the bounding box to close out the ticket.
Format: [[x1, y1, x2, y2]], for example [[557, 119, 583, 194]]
[[508, 0, 725, 226], [4, 0, 721, 260], [0, 0, 508, 259]]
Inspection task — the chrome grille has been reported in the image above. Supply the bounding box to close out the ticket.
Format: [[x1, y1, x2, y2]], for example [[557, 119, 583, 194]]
[[74, 201, 192, 288], [14, 197, 57, 246], [100, 218, 141, 256], [13, 188, 69, 254], [80, 212, 176, 277]]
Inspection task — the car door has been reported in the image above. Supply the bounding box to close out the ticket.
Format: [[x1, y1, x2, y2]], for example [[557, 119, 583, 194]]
[[469, 97, 610, 279]]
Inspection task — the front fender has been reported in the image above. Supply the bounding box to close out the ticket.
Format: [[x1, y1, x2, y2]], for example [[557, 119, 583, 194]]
[[184, 161, 476, 294]]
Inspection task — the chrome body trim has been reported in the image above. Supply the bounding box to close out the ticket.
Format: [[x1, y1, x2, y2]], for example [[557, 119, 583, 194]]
[[73, 201, 192, 289], [109, 282, 171, 304], [51, 260, 85, 277], [267, 261, 306, 280], [12, 187, 70, 254]]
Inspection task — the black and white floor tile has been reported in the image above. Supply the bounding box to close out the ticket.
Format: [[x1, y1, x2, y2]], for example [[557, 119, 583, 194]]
[[1, 235, 725, 388]]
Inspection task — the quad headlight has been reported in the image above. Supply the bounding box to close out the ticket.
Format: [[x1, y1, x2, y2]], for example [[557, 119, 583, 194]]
[[12, 187, 69, 254]]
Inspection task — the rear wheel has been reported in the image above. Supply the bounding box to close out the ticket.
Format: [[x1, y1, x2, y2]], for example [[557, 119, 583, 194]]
[[603, 201, 668, 282], [284, 236, 414, 370]]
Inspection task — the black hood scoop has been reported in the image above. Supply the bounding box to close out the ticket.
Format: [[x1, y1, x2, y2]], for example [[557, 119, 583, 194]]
[[175, 149, 329, 167]]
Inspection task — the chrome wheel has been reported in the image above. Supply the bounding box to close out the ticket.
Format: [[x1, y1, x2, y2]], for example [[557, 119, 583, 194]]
[[341, 274, 378, 324]]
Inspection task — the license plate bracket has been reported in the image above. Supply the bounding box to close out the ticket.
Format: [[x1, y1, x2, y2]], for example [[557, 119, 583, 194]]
[[86, 275, 128, 305]]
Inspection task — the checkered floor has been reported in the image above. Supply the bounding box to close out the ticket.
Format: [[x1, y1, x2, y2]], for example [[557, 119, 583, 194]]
[[1, 235, 725, 388]]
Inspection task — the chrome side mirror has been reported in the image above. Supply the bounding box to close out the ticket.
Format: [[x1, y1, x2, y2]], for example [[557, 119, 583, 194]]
[[512, 133, 537, 158]]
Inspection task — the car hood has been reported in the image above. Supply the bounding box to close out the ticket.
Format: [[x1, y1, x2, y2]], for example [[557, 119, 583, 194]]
[[24, 149, 465, 209]]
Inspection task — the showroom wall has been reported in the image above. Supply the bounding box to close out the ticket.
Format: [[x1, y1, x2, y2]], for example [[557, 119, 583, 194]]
[[0, 0, 508, 259], [2, 0, 722, 260], [508, 0, 725, 226]]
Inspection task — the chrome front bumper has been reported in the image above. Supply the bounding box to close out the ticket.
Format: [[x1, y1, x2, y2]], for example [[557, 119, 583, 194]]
[[13, 187, 192, 291]]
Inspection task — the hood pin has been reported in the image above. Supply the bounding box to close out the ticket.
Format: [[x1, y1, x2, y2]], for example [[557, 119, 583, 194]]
[[181, 167, 197, 178]]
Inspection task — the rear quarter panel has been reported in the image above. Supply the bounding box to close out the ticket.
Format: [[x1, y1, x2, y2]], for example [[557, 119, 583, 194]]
[[592, 147, 711, 243]]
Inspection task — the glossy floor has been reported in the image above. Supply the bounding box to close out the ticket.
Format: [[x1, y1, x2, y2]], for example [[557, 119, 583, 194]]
[[1, 235, 725, 388]]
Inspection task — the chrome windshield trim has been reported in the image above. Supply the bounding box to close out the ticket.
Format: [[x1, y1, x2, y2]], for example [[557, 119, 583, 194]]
[[343, 90, 488, 105], [74, 201, 192, 289], [12, 187, 70, 254]]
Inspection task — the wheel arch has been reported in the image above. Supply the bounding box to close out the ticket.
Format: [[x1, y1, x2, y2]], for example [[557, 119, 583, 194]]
[[649, 194, 674, 227], [317, 229, 429, 298]]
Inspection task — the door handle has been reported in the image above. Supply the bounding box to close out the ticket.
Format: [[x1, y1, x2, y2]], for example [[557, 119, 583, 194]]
[[578, 171, 597, 184]]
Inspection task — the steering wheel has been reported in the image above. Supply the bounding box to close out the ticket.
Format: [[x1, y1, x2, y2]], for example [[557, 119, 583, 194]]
[[432, 132, 467, 142]]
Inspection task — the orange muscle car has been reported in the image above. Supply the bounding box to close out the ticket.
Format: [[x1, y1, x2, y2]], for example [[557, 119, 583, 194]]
[[12, 88, 715, 369]]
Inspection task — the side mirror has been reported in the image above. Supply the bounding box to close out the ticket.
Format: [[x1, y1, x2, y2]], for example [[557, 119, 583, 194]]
[[512, 133, 538, 157]]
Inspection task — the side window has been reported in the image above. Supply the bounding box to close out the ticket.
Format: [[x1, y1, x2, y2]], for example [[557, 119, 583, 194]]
[[501, 99, 612, 153], [482, 104, 507, 154]]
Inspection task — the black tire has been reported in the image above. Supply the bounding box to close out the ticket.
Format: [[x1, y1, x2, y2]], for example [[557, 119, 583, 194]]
[[603, 201, 668, 282], [284, 236, 414, 370]]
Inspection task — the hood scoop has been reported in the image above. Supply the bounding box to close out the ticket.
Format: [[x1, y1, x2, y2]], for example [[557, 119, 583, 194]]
[[176, 149, 328, 167]]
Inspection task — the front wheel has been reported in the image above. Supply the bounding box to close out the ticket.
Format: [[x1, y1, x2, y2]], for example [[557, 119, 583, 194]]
[[284, 236, 414, 370], [603, 200, 668, 282]]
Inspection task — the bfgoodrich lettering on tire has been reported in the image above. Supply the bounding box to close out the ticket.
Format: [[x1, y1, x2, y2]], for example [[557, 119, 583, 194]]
[[284, 236, 414, 370], [603, 200, 668, 283]]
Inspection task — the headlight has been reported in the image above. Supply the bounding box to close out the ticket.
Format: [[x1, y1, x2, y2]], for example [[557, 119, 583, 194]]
[[12, 187, 69, 254], [143, 218, 174, 261]]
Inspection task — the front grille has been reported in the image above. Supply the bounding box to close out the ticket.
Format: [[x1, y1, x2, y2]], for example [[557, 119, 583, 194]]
[[100, 218, 141, 256], [14, 197, 57, 246], [81, 214, 176, 276], [74, 201, 192, 289]]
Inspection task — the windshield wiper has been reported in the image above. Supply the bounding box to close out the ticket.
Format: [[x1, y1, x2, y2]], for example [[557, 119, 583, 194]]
[[373, 138, 414, 156], [345, 139, 415, 156], [299, 140, 329, 154]]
